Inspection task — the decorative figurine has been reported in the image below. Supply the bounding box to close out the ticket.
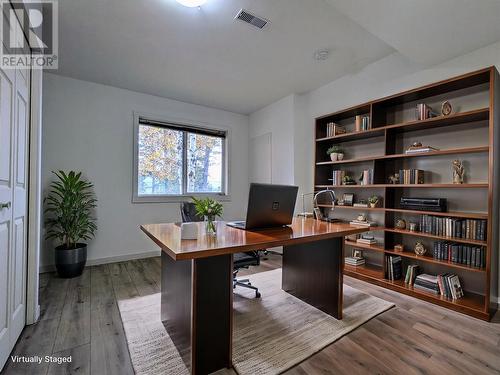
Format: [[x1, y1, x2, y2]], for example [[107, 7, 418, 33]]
[[441, 100, 453, 116], [395, 219, 406, 230], [394, 244, 404, 252], [452, 159, 464, 184], [388, 173, 400, 184], [357, 213, 367, 222], [414, 241, 426, 256]]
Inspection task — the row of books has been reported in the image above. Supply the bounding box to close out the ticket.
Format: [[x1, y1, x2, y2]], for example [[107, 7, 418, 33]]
[[355, 115, 371, 131], [404, 264, 420, 285], [415, 103, 437, 121], [325, 122, 346, 137], [331, 170, 345, 186], [419, 215, 486, 241], [433, 241, 486, 268], [414, 273, 464, 299], [385, 255, 402, 281], [398, 169, 424, 184], [360, 169, 374, 185]]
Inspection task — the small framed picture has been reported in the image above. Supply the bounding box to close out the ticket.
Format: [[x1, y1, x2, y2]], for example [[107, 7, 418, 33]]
[[343, 193, 354, 206], [353, 250, 363, 258]]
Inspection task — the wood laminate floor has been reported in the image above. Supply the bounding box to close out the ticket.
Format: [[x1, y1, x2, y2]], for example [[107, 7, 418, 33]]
[[2, 254, 500, 375]]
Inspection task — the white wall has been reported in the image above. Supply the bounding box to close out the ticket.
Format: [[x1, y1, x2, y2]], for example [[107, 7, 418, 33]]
[[41, 73, 249, 269]]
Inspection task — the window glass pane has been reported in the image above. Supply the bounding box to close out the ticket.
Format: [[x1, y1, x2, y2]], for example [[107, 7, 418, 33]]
[[138, 125, 183, 195], [187, 133, 223, 193]]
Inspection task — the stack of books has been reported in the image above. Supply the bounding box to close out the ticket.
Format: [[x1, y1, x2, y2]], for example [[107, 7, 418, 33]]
[[386, 255, 402, 281], [404, 265, 420, 285], [405, 145, 439, 154], [355, 115, 371, 131], [345, 255, 365, 266], [353, 201, 368, 208], [415, 103, 437, 121], [419, 215, 487, 241], [437, 274, 464, 300], [350, 219, 377, 227], [356, 235, 377, 245], [326, 122, 346, 137], [330, 170, 345, 186], [398, 169, 424, 184], [360, 169, 374, 185], [433, 241, 485, 268], [414, 274, 440, 294]]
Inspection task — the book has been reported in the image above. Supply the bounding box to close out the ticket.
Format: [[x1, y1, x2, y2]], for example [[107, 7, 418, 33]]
[[350, 220, 376, 227], [356, 238, 377, 244], [405, 146, 439, 154]]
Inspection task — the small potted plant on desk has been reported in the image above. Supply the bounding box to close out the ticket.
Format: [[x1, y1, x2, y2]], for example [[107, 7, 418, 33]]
[[45, 171, 97, 278], [327, 145, 344, 161], [192, 197, 223, 236]]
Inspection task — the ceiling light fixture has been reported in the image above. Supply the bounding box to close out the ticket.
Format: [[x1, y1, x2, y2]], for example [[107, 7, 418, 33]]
[[176, 0, 206, 7]]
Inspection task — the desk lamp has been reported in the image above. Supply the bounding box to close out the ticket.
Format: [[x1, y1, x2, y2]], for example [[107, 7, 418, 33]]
[[313, 190, 340, 222]]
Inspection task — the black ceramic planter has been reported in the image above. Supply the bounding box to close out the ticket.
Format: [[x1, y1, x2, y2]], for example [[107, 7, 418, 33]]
[[55, 244, 87, 278]]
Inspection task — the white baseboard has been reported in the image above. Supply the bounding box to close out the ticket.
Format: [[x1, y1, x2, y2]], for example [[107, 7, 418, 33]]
[[39, 250, 161, 273]]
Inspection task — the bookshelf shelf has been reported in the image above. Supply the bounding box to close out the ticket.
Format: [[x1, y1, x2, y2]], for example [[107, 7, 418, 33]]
[[384, 228, 487, 246], [315, 183, 488, 189], [316, 146, 488, 166], [345, 240, 385, 252], [318, 204, 488, 219], [383, 248, 486, 273], [315, 66, 499, 320]]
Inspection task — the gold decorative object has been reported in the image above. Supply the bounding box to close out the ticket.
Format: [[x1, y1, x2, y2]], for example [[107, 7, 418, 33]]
[[441, 100, 453, 116], [395, 219, 406, 230], [394, 244, 404, 252], [452, 159, 464, 184], [414, 241, 426, 256]]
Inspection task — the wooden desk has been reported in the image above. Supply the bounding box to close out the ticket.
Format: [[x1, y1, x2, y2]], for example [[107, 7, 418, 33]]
[[141, 218, 367, 375]]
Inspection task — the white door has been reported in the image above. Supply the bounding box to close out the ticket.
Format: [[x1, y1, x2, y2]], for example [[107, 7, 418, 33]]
[[0, 12, 30, 370]]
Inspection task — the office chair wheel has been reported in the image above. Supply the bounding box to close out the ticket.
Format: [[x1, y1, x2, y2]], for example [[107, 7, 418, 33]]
[[248, 282, 252, 286], [255, 291, 261, 298]]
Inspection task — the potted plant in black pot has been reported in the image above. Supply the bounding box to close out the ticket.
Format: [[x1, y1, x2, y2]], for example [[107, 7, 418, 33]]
[[45, 171, 97, 278]]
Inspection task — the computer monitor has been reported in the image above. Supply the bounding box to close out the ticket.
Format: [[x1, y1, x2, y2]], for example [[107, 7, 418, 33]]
[[227, 183, 298, 230]]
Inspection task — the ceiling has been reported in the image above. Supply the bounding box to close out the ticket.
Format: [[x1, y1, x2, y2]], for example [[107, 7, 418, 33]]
[[54, 0, 500, 114]]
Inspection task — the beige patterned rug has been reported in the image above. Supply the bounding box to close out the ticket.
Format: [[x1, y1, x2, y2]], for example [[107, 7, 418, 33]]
[[118, 268, 394, 375]]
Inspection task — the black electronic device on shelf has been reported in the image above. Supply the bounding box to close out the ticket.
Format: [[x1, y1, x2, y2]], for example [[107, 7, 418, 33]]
[[400, 197, 447, 212]]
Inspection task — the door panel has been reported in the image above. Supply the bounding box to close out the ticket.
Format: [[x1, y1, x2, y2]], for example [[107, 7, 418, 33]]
[[0, 12, 30, 370], [0, 223, 9, 365]]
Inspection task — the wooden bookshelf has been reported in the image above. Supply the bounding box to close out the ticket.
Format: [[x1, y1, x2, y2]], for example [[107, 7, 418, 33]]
[[315, 66, 499, 320]]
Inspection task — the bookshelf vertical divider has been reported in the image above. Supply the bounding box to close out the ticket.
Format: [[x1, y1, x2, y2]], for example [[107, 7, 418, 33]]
[[314, 67, 499, 320]]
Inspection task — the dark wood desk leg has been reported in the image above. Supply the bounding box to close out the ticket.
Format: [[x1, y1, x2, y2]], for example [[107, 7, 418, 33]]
[[161, 253, 233, 375], [282, 237, 344, 319]]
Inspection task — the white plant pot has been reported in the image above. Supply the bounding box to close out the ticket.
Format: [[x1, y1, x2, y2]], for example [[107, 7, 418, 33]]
[[337, 153, 344, 161], [330, 153, 338, 161]]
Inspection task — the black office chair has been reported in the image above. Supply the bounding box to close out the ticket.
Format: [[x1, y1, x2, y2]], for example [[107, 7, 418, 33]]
[[180, 202, 261, 298]]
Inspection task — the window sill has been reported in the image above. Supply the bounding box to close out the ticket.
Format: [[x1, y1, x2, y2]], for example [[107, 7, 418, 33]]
[[132, 194, 232, 204]]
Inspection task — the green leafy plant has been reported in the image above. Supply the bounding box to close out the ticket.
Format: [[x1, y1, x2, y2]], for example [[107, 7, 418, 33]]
[[45, 171, 97, 249], [191, 197, 224, 218], [368, 195, 379, 204], [326, 145, 343, 155]]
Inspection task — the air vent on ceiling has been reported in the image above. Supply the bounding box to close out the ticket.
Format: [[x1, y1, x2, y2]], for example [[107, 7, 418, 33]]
[[235, 9, 268, 29]]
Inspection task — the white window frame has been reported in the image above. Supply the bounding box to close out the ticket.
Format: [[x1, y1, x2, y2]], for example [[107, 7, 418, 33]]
[[132, 112, 231, 203]]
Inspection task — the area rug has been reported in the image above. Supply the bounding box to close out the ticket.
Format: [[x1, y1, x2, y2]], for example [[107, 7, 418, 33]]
[[118, 269, 394, 375]]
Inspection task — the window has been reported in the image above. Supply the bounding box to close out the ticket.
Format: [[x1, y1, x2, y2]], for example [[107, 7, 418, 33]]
[[134, 116, 227, 201]]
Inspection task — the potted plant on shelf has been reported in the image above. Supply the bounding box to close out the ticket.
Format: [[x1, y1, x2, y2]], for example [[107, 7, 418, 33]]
[[368, 195, 379, 208], [326, 145, 344, 161], [192, 197, 223, 236], [45, 171, 97, 278]]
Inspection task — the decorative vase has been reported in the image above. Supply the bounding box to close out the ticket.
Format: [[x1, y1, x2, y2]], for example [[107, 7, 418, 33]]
[[337, 153, 344, 161], [330, 153, 338, 161], [55, 244, 87, 278], [204, 215, 217, 236], [369, 202, 377, 208]]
